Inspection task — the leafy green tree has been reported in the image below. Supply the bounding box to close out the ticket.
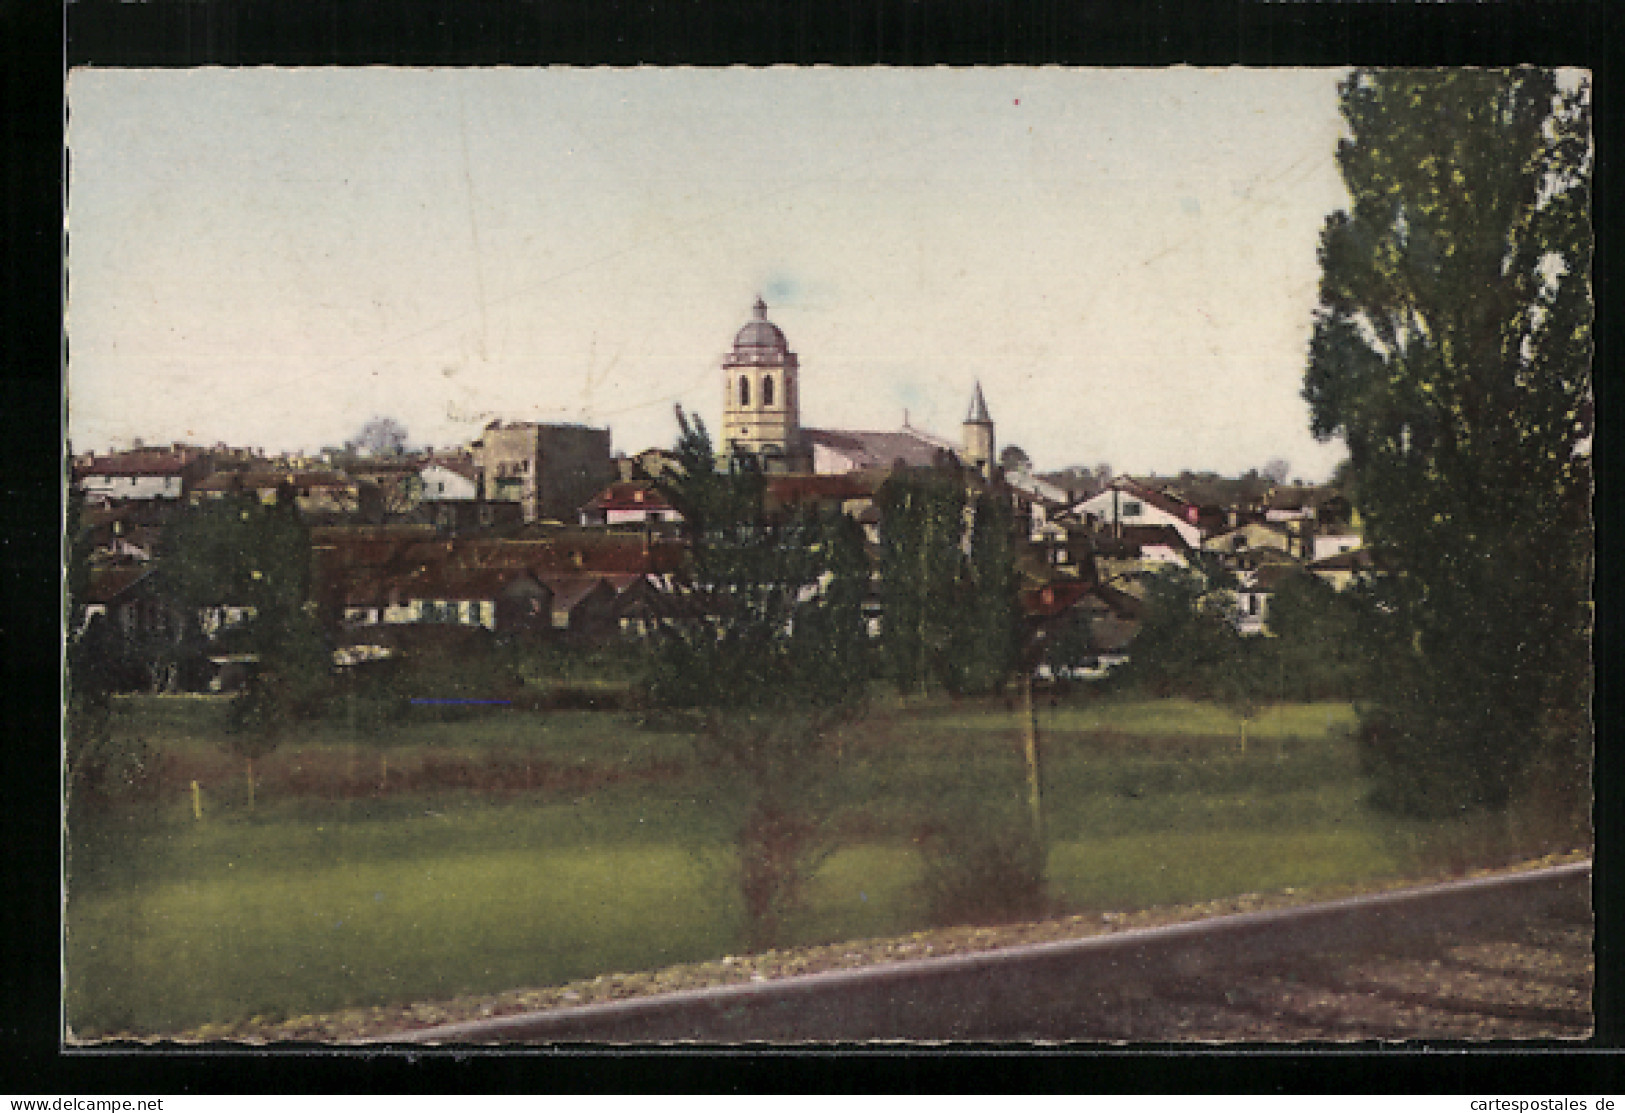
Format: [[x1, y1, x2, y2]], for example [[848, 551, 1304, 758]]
[[65, 488, 166, 804], [999, 445, 1032, 474], [651, 409, 871, 951], [1260, 572, 1377, 702], [1116, 559, 1240, 699], [160, 490, 312, 631], [66, 491, 124, 801], [943, 490, 1022, 697], [1304, 69, 1592, 816], [160, 488, 329, 806], [876, 470, 966, 695]]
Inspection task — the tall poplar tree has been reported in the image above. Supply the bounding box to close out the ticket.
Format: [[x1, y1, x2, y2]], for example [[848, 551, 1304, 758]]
[[1304, 69, 1592, 816], [876, 470, 966, 695], [160, 487, 328, 805], [944, 490, 1022, 697]]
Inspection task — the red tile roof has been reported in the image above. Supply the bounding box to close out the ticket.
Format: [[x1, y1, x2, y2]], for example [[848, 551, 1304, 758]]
[[75, 452, 191, 477], [1117, 524, 1195, 552], [765, 473, 881, 503], [584, 481, 676, 512], [1112, 479, 1200, 525], [1020, 580, 1093, 618], [1019, 580, 1143, 621], [84, 566, 154, 603], [313, 533, 685, 608], [403, 566, 543, 601], [1267, 485, 1335, 511], [1308, 548, 1374, 572], [539, 574, 616, 613], [420, 459, 480, 483], [194, 470, 352, 492]]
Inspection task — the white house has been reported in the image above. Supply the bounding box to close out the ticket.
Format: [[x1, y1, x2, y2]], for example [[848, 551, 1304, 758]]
[[1137, 541, 1190, 568], [1231, 564, 1297, 636], [1073, 481, 1203, 549], [75, 452, 195, 502], [1312, 532, 1364, 562], [418, 462, 480, 502], [1006, 469, 1072, 509]]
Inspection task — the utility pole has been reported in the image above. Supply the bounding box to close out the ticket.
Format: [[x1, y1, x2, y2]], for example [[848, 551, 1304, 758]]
[[1021, 670, 1045, 850], [918, 489, 931, 696]]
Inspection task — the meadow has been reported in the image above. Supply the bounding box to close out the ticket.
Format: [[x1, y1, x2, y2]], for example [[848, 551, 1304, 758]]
[[65, 692, 1569, 1037]]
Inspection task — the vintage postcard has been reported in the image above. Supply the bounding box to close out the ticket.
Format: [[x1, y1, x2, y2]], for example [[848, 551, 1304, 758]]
[[64, 66, 1593, 1044]]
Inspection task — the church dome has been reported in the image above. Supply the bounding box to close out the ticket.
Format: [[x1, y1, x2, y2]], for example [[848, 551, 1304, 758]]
[[732, 296, 788, 352]]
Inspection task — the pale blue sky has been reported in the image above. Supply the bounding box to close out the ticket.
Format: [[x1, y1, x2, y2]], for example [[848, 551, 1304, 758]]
[[68, 66, 1353, 479]]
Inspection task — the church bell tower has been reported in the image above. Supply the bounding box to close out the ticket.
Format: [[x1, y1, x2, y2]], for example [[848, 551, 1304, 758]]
[[722, 297, 807, 471]]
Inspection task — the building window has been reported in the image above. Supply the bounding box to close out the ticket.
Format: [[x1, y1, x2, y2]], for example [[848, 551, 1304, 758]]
[[762, 375, 774, 407], [739, 376, 751, 406], [1122, 501, 1142, 516]]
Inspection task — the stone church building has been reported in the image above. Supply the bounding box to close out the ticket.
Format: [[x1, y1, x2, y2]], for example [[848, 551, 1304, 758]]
[[719, 297, 996, 480]]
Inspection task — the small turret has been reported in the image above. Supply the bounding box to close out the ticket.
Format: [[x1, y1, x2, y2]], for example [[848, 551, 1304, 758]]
[[962, 381, 995, 478]]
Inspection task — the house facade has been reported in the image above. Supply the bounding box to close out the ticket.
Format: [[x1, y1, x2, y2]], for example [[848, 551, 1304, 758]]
[[1203, 520, 1295, 558], [1073, 481, 1204, 550], [1312, 531, 1364, 562], [74, 448, 208, 503], [1309, 548, 1375, 592], [419, 462, 480, 502]]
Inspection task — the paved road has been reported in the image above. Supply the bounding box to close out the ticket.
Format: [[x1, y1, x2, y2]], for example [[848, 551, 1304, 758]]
[[383, 862, 1592, 1044]]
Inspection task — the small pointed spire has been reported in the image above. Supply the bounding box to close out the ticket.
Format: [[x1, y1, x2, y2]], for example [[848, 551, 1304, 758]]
[[966, 380, 991, 424], [752, 296, 769, 320]]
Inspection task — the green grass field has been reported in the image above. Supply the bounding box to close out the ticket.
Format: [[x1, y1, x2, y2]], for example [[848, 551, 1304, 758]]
[[65, 693, 1558, 1037]]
